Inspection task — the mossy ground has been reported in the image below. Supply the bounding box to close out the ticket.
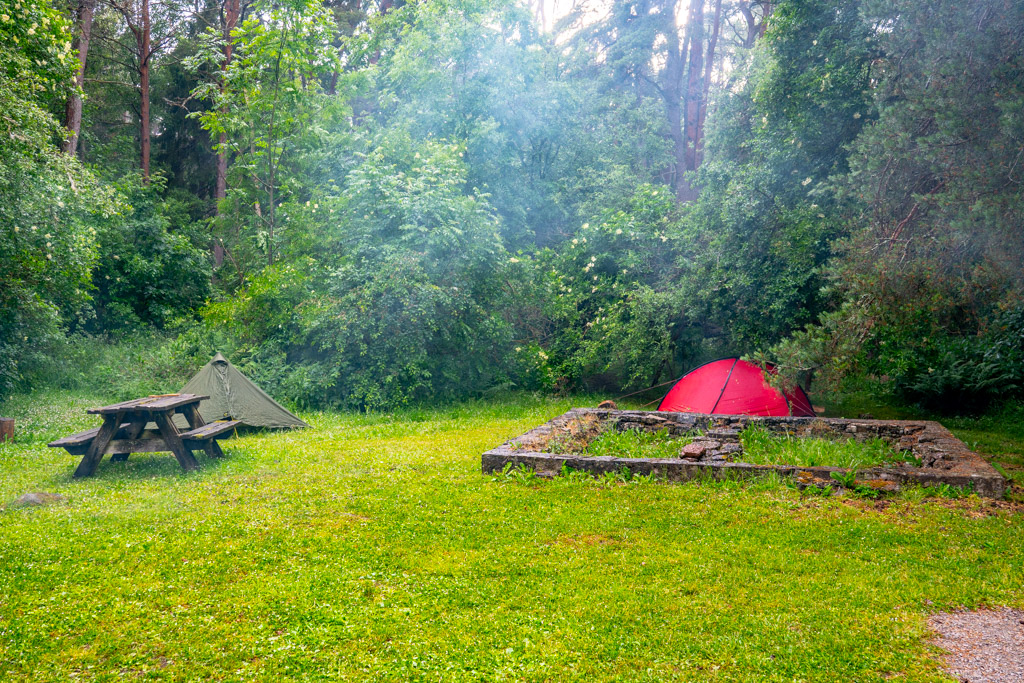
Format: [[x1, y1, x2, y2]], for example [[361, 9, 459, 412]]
[[1, 391, 1023, 682]]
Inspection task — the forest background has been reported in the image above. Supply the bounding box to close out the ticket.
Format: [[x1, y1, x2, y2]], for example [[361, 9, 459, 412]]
[[1, 0, 1022, 414]]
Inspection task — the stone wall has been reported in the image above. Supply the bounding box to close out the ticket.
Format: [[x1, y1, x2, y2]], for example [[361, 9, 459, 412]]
[[483, 409, 1007, 498]]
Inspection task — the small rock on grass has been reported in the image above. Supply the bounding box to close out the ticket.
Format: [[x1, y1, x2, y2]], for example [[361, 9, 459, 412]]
[[681, 442, 706, 458], [7, 492, 66, 509]]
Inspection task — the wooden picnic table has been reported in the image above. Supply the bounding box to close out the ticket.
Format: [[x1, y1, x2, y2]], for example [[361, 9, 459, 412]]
[[48, 394, 241, 477]]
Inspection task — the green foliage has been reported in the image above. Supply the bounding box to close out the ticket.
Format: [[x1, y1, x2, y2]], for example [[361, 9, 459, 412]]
[[678, 0, 874, 353], [0, 0, 117, 400], [88, 178, 212, 331], [202, 133, 514, 410], [191, 0, 344, 275], [505, 185, 691, 391], [18, 332, 199, 400], [772, 0, 1024, 402]]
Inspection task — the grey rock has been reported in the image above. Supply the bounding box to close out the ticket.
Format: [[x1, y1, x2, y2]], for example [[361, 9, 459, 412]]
[[7, 492, 66, 509]]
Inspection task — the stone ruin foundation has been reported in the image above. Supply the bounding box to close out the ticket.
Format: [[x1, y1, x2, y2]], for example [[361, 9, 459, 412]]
[[482, 409, 1007, 498]]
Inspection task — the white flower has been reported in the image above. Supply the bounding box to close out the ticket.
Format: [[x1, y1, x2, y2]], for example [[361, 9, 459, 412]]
[[853, 112, 861, 119], [572, 238, 578, 245], [812, 40, 818, 45], [13, 226, 18, 232], [615, 229, 622, 235], [802, 177, 813, 186], [509, 257, 520, 263], [515, 347, 521, 352], [660, 235, 668, 242], [112, 254, 120, 260], [581, 223, 589, 230], [46, 253, 52, 259]]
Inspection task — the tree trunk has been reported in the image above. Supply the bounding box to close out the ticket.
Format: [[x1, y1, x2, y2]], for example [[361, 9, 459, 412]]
[[139, 0, 151, 181], [678, 0, 704, 202], [0, 417, 13, 443], [664, 37, 686, 198], [216, 0, 240, 212], [740, 1, 772, 48], [696, 0, 722, 167], [64, 0, 95, 156]]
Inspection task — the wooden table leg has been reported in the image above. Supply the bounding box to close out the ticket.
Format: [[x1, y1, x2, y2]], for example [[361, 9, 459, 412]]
[[181, 404, 224, 459], [153, 412, 199, 472], [110, 417, 147, 462], [74, 412, 123, 478]]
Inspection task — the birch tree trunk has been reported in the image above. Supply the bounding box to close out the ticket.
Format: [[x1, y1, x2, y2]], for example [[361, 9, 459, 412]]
[[63, 0, 95, 156]]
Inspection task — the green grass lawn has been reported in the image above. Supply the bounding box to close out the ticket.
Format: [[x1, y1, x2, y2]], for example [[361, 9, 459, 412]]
[[1, 391, 1023, 682]]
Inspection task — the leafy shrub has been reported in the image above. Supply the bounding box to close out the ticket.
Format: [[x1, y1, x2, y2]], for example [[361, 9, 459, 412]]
[[197, 133, 518, 410], [0, 1, 117, 400], [87, 178, 212, 331]]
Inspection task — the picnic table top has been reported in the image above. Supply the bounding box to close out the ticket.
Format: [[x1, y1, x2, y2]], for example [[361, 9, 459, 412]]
[[86, 393, 209, 415]]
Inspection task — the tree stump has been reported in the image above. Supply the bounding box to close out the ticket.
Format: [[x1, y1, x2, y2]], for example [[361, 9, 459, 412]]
[[0, 417, 13, 443]]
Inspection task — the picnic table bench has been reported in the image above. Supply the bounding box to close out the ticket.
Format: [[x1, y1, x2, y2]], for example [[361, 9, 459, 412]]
[[48, 394, 241, 477]]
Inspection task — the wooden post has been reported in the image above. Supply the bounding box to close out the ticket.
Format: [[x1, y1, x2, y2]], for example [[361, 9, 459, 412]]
[[0, 417, 14, 443], [110, 417, 147, 462], [74, 412, 123, 478], [153, 412, 199, 472], [181, 404, 223, 458]]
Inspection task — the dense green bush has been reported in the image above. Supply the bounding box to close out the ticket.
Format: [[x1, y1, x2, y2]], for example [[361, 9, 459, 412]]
[[199, 133, 517, 410], [87, 178, 212, 331]]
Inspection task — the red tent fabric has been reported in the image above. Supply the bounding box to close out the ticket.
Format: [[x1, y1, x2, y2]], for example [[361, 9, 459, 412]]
[[657, 358, 814, 417]]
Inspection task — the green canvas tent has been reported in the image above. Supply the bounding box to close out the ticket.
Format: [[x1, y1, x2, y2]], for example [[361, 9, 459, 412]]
[[179, 353, 309, 429]]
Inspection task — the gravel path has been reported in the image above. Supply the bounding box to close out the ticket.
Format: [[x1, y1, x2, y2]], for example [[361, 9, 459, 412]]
[[930, 608, 1024, 682]]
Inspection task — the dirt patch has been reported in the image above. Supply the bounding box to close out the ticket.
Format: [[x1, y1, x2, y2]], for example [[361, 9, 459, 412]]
[[551, 533, 621, 548], [930, 608, 1024, 682]]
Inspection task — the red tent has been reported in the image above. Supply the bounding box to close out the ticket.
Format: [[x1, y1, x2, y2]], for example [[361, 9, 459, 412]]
[[657, 358, 814, 417]]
